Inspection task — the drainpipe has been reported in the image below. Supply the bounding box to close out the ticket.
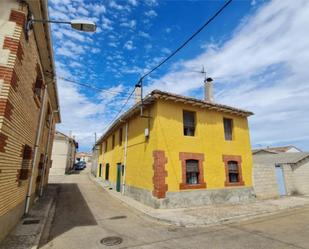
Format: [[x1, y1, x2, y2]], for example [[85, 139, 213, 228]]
[[25, 85, 48, 214], [122, 122, 128, 195], [39, 109, 58, 197]]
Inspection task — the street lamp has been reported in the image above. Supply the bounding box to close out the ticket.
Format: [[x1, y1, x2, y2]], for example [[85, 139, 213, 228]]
[[25, 18, 96, 39]]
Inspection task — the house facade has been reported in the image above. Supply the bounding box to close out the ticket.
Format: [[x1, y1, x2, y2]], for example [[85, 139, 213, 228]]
[[76, 152, 92, 163], [91, 145, 100, 176], [253, 152, 309, 199], [96, 89, 254, 208], [0, 0, 60, 241], [50, 131, 77, 175]]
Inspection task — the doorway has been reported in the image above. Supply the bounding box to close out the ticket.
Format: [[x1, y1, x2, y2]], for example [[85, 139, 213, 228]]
[[105, 163, 109, 180], [116, 163, 122, 192], [99, 163, 102, 177], [275, 165, 287, 196]]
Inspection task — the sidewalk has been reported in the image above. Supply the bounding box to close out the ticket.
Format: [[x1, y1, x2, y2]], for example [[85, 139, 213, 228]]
[[0, 185, 58, 249], [90, 174, 309, 227]]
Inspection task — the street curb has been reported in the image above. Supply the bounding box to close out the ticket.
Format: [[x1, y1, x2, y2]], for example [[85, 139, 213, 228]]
[[30, 198, 54, 249], [89, 174, 309, 228]]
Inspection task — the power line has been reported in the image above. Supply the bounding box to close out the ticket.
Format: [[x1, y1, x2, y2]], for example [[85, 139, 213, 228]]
[[98, 0, 233, 139], [58, 76, 131, 96], [137, 0, 233, 84], [101, 87, 136, 132]]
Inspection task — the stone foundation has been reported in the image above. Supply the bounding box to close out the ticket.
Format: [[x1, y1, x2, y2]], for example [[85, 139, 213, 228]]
[[162, 187, 255, 208], [103, 179, 255, 209]]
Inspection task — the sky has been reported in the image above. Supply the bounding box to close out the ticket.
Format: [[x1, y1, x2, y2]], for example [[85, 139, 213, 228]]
[[48, 0, 309, 152]]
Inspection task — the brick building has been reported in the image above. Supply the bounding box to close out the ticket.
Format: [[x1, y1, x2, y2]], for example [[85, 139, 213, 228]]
[[0, 0, 60, 240]]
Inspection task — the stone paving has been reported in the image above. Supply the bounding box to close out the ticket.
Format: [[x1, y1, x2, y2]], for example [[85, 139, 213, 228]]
[[3, 168, 309, 249], [92, 175, 309, 227]]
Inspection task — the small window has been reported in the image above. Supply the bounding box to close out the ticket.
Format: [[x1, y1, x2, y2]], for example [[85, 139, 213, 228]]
[[223, 118, 233, 140], [186, 159, 199, 184], [34, 75, 43, 100], [228, 161, 239, 183], [19, 145, 33, 181], [105, 163, 110, 180], [22, 145, 32, 160], [183, 111, 195, 136], [112, 134, 115, 149], [119, 128, 123, 146], [45, 106, 51, 128]]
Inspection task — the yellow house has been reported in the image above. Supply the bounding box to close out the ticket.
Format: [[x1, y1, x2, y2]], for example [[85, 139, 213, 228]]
[[96, 88, 254, 208]]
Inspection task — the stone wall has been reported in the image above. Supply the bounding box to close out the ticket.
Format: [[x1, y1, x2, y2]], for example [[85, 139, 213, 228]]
[[123, 183, 254, 209], [291, 160, 309, 195], [253, 163, 279, 199]]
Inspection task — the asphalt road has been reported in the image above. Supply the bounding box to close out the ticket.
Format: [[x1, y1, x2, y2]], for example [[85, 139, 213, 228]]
[[40, 168, 309, 249]]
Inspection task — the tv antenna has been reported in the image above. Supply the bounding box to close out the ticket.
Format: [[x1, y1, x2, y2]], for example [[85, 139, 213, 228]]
[[193, 65, 207, 82], [193, 65, 214, 84]]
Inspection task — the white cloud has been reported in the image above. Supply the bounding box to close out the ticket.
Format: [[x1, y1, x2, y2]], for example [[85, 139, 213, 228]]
[[138, 31, 150, 39], [120, 20, 136, 29], [56, 75, 130, 150], [146, 0, 309, 149], [128, 0, 138, 6], [145, 0, 158, 7], [77, 6, 89, 16], [108, 42, 118, 47], [161, 47, 171, 54], [145, 10, 157, 18], [123, 40, 135, 50], [61, 29, 91, 43], [144, 44, 152, 50], [89, 4, 106, 15], [101, 16, 113, 30], [165, 27, 171, 33], [109, 0, 124, 10]]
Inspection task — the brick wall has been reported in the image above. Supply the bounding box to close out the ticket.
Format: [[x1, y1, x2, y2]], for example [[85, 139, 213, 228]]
[[0, 1, 56, 237]]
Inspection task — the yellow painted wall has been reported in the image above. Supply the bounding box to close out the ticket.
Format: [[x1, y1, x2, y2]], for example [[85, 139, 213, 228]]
[[99, 104, 158, 191], [98, 99, 253, 193], [156, 99, 253, 192]]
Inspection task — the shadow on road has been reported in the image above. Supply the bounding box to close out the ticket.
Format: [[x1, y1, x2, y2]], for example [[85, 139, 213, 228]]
[[40, 183, 97, 247]]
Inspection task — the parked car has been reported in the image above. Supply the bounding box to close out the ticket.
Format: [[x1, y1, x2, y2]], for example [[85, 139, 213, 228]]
[[81, 161, 87, 168], [74, 161, 85, 170]]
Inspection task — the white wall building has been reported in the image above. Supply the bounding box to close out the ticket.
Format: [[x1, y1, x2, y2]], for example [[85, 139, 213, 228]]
[[50, 131, 77, 175], [76, 152, 92, 162]]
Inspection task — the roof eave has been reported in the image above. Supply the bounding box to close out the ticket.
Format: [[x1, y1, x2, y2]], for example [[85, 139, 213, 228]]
[[26, 0, 61, 123]]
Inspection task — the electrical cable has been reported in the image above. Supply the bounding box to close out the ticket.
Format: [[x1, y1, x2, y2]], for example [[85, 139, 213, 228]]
[[58, 76, 131, 96], [95, 0, 233, 141], [101, 87, 136, 132], [137, 0, 233, 84]]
